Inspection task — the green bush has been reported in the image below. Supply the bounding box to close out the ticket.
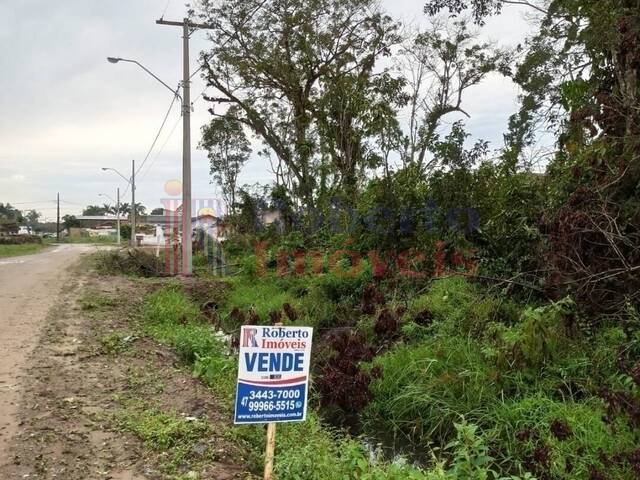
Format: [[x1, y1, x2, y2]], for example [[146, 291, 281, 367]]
[[311, 262, 372, 303]]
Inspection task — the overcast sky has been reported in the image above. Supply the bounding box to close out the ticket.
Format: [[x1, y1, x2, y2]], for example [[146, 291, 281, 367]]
[[0, 1, 532, 220]]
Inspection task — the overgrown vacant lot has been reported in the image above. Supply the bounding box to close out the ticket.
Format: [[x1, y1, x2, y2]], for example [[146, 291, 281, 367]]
[[74, 249, 640, 480]]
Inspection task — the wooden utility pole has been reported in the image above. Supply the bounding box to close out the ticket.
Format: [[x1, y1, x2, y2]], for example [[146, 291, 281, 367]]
[[156, 17, 212, 276]]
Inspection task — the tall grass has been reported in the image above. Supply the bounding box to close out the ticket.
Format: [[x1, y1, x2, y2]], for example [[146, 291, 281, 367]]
[[487, 395, 638, 478], [365, 335, 498, 447], [0, 243, 47, 258]]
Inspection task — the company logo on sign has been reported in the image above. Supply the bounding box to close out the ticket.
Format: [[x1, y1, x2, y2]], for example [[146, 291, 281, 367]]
[[242, 327, 259, 347]]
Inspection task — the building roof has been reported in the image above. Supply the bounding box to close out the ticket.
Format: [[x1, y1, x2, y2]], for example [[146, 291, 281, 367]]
[[76, 216, 120, 221]]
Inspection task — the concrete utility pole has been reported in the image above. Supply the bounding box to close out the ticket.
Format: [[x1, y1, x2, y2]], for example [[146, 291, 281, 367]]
[[101, 166, 134, 246], [116, 187, 121, 245], [156, 17, 212, 276], [56, 193, 60, 242], [131, 159, 136, 247]]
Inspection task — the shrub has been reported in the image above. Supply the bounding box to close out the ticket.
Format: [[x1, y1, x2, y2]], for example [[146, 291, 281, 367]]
[[93, 249, 164, 277], [0, 235, 41, 245], [312, 263, 372, 303]]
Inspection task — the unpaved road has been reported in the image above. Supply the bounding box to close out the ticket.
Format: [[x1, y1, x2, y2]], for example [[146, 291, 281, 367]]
[[0, 244, 97, 465]]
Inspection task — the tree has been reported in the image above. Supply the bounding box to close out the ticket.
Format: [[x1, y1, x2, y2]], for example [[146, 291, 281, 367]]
[[200, 110, 250, 213], [397, 18, 510, 170], [150, 208, 165, 215], [0, 203, 23, 224], [102, 203, 116, 215], [62, 215, 81, 232], [315, 67, 408, 198], [119, 203, 147, 216], [427, 0, 640, 315], [198, 0, 401, 208], [23, 210, 41, 233], [82, 205, 108, 216]]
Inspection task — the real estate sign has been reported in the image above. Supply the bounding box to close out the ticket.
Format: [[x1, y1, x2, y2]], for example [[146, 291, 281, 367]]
[[234, 325, 313, 424]]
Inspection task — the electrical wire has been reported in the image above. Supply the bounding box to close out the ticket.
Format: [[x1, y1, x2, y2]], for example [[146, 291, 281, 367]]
[[6, 200, 56, 205], [160, 0, 171, 19], [119, 92, 179, 198], [139, 115, 181, 182], [138, 86, 208, 182], [136, 93, 179, 177]]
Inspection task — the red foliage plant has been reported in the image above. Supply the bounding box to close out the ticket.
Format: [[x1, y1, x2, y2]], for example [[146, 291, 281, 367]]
[[316, 331, 380, 415]]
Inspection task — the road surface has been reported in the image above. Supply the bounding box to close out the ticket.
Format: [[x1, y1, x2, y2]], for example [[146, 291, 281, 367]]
[[0, 244, 97, 465]]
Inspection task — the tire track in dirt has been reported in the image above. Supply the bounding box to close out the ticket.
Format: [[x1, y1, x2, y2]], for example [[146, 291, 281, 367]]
[[0, 260, 250, 479], [0, 244, 98, 466]]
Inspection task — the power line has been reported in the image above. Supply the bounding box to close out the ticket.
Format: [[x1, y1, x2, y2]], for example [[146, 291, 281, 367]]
[[139, 86, 208, 182], [120, 92, 179, 198], [139, 115, 181, 181], [7, 200, 56, 205], [136, 92, 179, 177], [160, 0, 171, 19]]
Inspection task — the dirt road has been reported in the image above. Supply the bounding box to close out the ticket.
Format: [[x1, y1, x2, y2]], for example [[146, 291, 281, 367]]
[[0, 244, 97, 465]]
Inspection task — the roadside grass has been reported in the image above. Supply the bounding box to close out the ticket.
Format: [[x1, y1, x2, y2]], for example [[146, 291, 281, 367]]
[[57, 236, 118, 245], [365, 334, 499, 448], [221, 275, 299, 327], [487, 395, 638, 478], [0, 243, 47, 258], [114, 402, 212, 474], [79, 292, 121, 311]]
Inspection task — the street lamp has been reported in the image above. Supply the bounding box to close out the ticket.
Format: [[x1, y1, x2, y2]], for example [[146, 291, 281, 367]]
[[106, 57, 181, 100], [102, 163, 136, 247], [99, 192, 121, 245], [107, 54, 192, 276]]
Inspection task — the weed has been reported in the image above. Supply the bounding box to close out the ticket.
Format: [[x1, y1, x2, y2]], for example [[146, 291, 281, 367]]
[[99, 331, 136, 355], [79, 293, 119, 311], [365, 335, 498, 448], [487, 395, 638, 478], [116, 406, 210, 473], [143, 287, 226, 362], [222, 276, 298, 328], [93, 249, 164, 277]]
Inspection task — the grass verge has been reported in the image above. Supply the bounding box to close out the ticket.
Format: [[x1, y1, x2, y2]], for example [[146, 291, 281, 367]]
[[0, 243, 47, 258]]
